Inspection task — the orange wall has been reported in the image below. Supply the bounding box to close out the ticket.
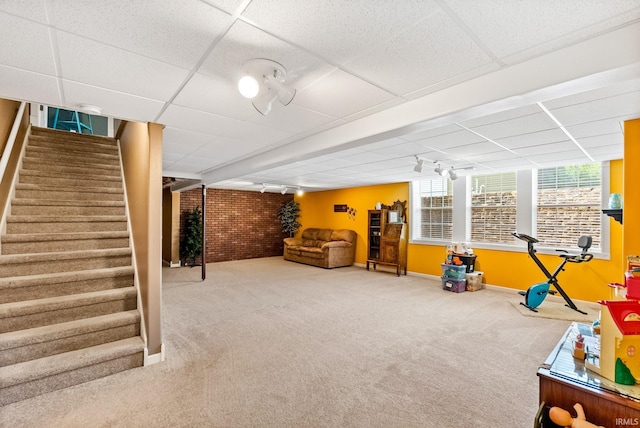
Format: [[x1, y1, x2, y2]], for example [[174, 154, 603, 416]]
[[623, 119, 640, 259], [296, 183, 408, 264], [298, 162, 626, 303]]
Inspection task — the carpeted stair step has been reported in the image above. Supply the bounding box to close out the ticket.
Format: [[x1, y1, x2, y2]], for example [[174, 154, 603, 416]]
[[0, 335, 144, 406], [0, 310, 141, 366], [25, 145, 120, 165], [21, 158, 121, 177], [0, 266, 134, 304], [14, 183, 124, 202], [0, 287, 138, 334], [18, 169, 123, 189], [6, 214, 127, 234], [27, 136, 119, 157], [1, 231, 130, 254], [30, 127, 117, 146], [10, 199, 126, 217], [0, 248, 132, 278]]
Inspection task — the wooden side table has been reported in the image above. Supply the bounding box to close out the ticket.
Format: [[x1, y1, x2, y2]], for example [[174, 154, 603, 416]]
[[538, 322, 640, 427]]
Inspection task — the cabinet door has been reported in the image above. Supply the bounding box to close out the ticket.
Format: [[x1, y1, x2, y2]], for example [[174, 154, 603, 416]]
[[382, 241, 399, 263]]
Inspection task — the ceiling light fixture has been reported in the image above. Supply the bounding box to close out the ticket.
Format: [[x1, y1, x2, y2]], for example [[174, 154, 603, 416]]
[[238, 59, 296, 116], [448, 167, 458, 181], [260, 183, 266, 193], [434, 162, 448, 177], [296, 187, 304, 196], [413, 156, 424, 173], [280, 185, 288, 195]]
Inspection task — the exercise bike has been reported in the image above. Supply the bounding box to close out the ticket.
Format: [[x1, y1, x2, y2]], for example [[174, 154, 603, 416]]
[[512, 232, 593, 315]]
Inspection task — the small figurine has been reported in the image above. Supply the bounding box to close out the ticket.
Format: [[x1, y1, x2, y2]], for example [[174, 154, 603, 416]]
[[549, 403, 604, 428], [573, 334, 585, 360]]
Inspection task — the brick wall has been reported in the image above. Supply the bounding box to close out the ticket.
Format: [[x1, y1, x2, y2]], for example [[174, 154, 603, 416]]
[[180, 188, 292, 263]]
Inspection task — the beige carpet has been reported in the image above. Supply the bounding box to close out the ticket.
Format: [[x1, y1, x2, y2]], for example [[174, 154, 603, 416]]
[[508, 296, 600, 324], [0, 257, 577, 427]]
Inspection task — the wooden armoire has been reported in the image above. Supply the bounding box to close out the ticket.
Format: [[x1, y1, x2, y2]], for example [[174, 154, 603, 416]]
[[366, 200, 407, 276]]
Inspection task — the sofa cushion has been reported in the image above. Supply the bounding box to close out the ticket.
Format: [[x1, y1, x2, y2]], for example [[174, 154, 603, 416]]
[[330, 229, 356, 243], [321, 240, 352, 249], [317, 229, 333, 241], [301, 228, 320, 240]]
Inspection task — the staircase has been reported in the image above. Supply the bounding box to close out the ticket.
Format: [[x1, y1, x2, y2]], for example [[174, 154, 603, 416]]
[[0, 127, 145, 406]]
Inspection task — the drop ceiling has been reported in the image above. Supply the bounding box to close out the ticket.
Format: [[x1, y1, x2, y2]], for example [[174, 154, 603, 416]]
[[1, 1, 639, 193]]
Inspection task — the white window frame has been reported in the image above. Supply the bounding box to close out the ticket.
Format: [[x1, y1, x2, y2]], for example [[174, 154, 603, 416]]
[[410, 162, 610, 259]]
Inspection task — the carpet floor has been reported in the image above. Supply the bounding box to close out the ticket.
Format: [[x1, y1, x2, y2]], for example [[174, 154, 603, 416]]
[[0, 257, 587, 427]]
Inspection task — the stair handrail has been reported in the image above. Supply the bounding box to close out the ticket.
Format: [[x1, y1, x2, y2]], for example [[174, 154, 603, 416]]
[[0, 101, 28, 237]]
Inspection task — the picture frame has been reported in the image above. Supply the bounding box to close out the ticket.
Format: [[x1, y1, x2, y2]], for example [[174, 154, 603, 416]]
[[388, 211, 398, 223]]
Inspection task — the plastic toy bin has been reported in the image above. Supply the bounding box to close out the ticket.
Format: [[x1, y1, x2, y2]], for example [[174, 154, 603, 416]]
[[452, 254, 476, 272], [465, 271, 484, 291], [441, 277, 466, 293], [441, 263, 466, 280]]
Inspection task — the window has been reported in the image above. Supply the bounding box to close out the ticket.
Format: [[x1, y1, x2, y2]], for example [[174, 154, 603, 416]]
[[536, 164, 601, 249], [410, 162, 607, 255], [470, 172, 517, 244], [413, 178, 452, 241]]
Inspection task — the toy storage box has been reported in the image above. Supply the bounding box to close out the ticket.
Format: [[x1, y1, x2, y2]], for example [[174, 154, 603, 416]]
[[465, 271, 484, 291], [442, 277, 466, 293], [441, 263, 466, 280]]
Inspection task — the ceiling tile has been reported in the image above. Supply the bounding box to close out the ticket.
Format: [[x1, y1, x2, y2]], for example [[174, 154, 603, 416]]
[[548, 90, 640, 126], [53, 0, 232, 69], [199, 20, 332, 91], [293, 68, 395, 118], [412, 129, 486, 150], [0, 14, 56, 75], [0, 65, 60, 106], [493, 128, 567, 150], [344, 7, 492, 95], [0, 1, 48, 23], [62, 80, 165, 122], [447, 0, 640, 59], [468, 112, 557, 140], [242, 0, 441, 64], [172, 72, 254, 119], [57, 32, 189, 102]]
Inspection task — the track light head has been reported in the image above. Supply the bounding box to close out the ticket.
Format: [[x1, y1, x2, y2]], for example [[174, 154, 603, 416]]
[[448, 168, 458, 181], [413, 156, 424, 173], [434, 162, 448, 177], [296, 187, 304, 196], [280, 185, 287, 195], [260, 183, 266, 193]]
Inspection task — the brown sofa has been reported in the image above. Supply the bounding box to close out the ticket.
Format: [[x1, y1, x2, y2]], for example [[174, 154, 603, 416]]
[[283, 228, 357, 268]]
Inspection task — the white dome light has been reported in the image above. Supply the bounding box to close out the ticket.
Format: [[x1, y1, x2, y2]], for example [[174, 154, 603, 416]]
[[238, 75, 260, 99]]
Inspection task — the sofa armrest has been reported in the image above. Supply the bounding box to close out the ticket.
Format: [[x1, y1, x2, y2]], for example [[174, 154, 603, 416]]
[[284, 238, 302, 247], [321, 240, 352, 249]]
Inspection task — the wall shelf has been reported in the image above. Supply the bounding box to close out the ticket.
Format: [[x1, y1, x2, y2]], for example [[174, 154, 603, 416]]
[[602, 209, 623, 224]]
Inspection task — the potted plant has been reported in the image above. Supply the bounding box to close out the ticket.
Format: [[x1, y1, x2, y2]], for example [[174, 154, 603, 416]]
[[182, 206, 203, 266], [277, 199, 301, 237]]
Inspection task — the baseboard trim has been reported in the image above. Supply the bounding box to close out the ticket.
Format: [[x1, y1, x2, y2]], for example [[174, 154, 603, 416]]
[[144, 343, 165, 366]]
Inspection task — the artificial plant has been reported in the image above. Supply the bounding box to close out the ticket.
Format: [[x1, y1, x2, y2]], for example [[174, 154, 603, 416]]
[[182, 206, 203, 266], [277, 199, 301, 237]]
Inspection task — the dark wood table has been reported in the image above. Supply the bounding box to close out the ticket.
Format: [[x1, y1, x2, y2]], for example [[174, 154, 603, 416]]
[[538, 322, 640, 427]]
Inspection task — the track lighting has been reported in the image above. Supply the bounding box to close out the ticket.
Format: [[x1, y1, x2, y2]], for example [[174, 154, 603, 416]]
[[413, 156, 424, 173], [448, 167, 458, 181], [238, 59, 296, 116], [281, 185, 287, 195], [260, 183, 266, 193], [434, 162, 448, 177], [296, 187, 304, 196]]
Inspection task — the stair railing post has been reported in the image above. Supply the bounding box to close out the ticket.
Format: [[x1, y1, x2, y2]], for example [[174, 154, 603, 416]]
[[201, 184, 206, 281]]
